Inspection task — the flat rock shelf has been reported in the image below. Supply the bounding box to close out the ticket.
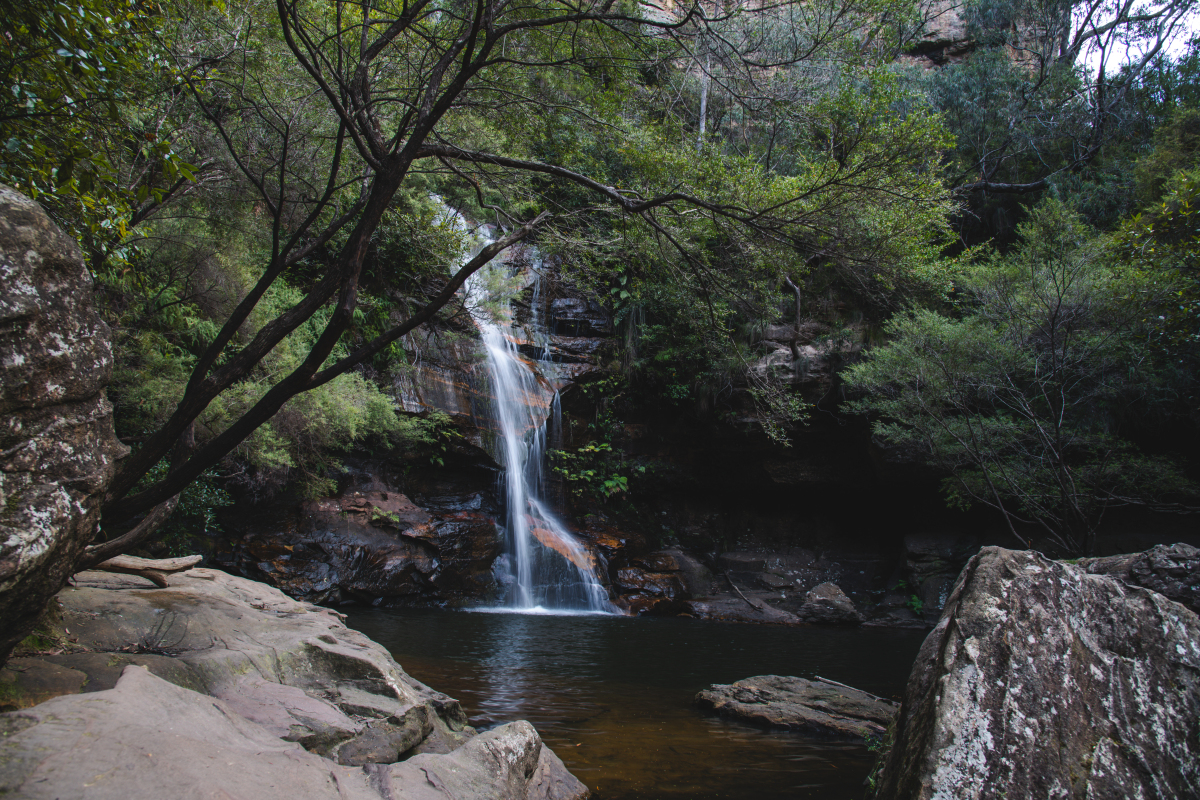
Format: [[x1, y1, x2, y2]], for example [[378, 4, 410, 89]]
[[695, 675, 898, 740], [0, 569, 586, 800]]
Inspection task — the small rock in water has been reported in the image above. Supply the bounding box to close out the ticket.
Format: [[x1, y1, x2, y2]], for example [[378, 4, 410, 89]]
[[695, 675, 897, 740]]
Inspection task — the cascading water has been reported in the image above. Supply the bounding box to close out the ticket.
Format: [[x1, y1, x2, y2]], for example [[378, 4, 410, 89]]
[[460, 226, 615, 614]]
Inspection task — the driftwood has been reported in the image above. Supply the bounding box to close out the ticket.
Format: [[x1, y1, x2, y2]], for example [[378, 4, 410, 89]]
[[77, 495, 180, 571], [89, 555, 202, 588], [724, 572, 765, 610], [815, 675, 896, 706]]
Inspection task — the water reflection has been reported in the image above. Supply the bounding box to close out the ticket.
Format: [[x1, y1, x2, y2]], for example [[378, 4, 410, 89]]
[[348, 609, 926, 800]]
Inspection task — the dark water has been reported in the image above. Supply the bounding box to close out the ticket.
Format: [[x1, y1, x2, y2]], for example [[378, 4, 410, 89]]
[[346, 609, 926, 800]]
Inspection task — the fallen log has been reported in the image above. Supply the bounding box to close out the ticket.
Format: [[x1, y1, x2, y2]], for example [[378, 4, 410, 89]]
[[724, 572, 765, 610], [88, 555, 203, 588]]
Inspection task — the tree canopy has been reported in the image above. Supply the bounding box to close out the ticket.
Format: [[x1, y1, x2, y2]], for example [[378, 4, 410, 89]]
[[3, 0, 1198, 557]]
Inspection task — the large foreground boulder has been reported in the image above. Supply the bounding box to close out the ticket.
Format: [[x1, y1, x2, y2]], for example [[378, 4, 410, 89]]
[[695, 675, 897, 740], [0, 186, 126, 663], [1077, 542, 1200, 614], [871, 547, 1200, 800], [0, 568, 588, 800], [0, 666, 564, 800]]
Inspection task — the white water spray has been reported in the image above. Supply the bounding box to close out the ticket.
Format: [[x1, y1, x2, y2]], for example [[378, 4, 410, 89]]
[[460, 226, 614, 614]]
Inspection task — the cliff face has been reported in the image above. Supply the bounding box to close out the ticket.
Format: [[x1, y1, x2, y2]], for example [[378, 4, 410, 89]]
[[906, 0, 974, 67], [0, 186, 126, 662]]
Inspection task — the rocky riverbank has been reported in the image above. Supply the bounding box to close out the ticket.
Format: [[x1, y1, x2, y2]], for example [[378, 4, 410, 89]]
[[202, 452, 1200, 630], [0, 568, 587, 800]]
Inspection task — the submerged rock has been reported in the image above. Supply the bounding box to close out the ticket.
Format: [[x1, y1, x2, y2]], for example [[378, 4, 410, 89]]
[[871, 546, 1200, 800], [695, 675, 897, 740], [0, 185, 127, 664], [0, 568, 588, 800]]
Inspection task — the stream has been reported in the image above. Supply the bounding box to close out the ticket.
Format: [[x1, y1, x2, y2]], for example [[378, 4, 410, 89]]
[[347, 608, 926, 800]]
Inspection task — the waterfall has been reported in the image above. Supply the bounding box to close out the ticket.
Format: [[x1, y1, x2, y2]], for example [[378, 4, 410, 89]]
[[460, 226, 615, 614]]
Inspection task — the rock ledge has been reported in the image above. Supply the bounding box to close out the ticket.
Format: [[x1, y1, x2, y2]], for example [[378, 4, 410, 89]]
[[0, 568, 587, 800]]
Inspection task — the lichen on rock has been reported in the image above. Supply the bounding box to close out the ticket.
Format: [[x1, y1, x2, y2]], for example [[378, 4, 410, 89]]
[[0, 185, 127, 663], [871, 546, 1200, 799]]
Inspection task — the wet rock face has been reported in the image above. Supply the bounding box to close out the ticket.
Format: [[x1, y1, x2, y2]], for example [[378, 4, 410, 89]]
[[0, 186, 126, 663], [695, 675, 897, 740], [1077, 542, 1200, 614], [548, 298, 611, 337], [220, 474, 504, 606], [872, 547, 1200, 800], [902, 531, 981, 620]]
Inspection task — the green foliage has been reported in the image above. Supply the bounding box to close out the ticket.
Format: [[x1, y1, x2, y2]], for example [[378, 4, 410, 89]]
[[921, 45, 1085, 189], [551, 377, 652, 501], [1117, 168, 1200, 348], [1112, 167, 1200, 425], [117, 459, 232, 556], [864, 718, 898, 792], [846, 200, 1196, 554], [104, 224, 459, 498], [0, 0, 198, 263], [1130, 34, 1200, 126], [551, 441, 646, 500], [1134, 109, 1200, 207]]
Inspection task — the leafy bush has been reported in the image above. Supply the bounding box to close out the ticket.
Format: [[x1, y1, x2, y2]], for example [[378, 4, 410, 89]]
[[847, 200, 1196, 554]]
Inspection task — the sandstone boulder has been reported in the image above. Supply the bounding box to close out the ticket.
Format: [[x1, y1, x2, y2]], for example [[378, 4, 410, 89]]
[[0, 185, 126, 663], [0, 568, 589, 800], [796, 582, 863, 624], [695, 675, 897, 740], [657, 547, 714, 595], [0, 665, 581, 800], [1, 569, 470, 736], [1077, 542, 1200, 614], [871, 546, 1200, 799]]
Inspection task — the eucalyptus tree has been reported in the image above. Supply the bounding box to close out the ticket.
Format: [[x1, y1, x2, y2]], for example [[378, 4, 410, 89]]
[[75, 0, 954, 562], [925, 0, 1198, 197]]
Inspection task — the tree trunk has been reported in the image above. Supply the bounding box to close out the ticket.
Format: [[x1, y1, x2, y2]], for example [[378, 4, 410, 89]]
[[697, 49, 710, 153], [784, 276, 803, 361]]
